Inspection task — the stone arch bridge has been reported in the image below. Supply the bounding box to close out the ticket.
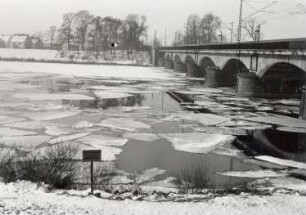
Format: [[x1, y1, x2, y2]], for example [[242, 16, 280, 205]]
[[153, 38, 306, 98]]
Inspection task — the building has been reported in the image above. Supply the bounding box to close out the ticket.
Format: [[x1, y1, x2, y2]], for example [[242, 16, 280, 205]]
[[0, 35, 12, 48], [9, 34, 32, 49]]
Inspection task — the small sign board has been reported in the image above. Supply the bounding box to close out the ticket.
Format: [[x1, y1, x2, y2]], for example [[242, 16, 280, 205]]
[[83, 150, 101, 162]]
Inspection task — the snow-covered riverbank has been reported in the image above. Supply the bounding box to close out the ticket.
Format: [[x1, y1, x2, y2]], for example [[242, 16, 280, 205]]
[[0, 180, 305, 215]]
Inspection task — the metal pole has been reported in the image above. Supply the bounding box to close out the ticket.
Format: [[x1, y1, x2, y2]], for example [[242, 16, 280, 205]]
[[230, 22, 234, 42], [90, 161, 94, 194], [164, 29, 167, 46], [237, 0, 243, 42]]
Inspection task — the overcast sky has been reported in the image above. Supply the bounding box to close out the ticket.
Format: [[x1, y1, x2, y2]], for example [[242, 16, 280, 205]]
[[0, 0, 305, 43]]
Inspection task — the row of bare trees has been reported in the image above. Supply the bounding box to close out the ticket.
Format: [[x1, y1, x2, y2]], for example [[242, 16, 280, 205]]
[[172, 13, 263, 46], [47, 10, 148, 59]]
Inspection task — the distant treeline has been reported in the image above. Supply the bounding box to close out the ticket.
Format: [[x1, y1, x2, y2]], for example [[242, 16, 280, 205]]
[[172, 13, 223, 46], [45, 10, 148, 60]]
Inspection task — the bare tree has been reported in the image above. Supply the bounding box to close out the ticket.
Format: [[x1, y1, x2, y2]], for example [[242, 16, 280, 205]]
[[242, 18, 262, 41], [59, 12, 75, 51], [74, 10, 93, 51], [48, 26, 57, 50], [200, 13, 221, 44], [185, 14, 201, 44]]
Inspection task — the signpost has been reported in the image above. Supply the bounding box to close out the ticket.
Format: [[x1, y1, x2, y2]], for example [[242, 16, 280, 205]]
[[83, 150, 101, 194]]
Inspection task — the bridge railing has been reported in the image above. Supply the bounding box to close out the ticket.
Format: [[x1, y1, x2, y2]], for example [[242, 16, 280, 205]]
[[158, 38, 306, 51]]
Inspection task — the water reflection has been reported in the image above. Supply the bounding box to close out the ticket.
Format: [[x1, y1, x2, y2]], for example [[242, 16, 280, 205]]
[[242, 129, 306, 162], [117, 139, 257, 187]]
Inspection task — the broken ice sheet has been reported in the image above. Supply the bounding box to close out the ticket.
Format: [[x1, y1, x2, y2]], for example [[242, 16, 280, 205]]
[[79, 135, 128, 147], [99, 118, 151, 132], [0, 136, 50, 151], [161, 133, 235, 153], [0, 127, 36, 136], [217, 170, 287, 178], [123, 133, 160, 142], [48, 133, 90, 144], [25, 110, 81, 121], [276, 126, 306, 133], [192, 126, 247, 136]]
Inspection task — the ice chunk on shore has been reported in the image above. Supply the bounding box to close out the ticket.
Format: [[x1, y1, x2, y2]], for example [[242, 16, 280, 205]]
[[13, 93, 94, 101], [217, 170, 286, 178], [99, 118, 151, 132], [93, 91, 133, 99], [161, 133, 235, 153], [80, 135, 128, 147], [48, 133, 90, 144], [255, 155, 306, 170], [276, 127, 306, 133], [25, 110, 81, 121], [136, 168, 167, 183]]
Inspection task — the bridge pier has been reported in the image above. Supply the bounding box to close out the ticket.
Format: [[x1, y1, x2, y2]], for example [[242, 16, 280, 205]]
[[186, 63, 204, 78], [157, 58, 164, 67], [204, 67, 221, 87], [237, 73, 262, 97], [174, 62, 186, 73], [165, 59, 174, 70], [300, 86, 306, 120]]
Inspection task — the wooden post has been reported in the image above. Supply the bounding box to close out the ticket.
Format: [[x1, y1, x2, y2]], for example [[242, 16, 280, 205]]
[[90, 160, 94, 194]]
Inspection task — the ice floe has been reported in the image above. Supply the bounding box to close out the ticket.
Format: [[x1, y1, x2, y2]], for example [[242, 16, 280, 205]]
[[44, 125, 72, 136], [13, 93, 94, 101], [123, 133, 160, 142], [25, 110, 81, 121], [164, 112, 230, 126], [242, 113, 306, 129], [212, 147, 244, 157], [73, 121, 94, 129], [48, 133, 90, 144], [161, 133, 235, 153], [99, 118, 151, 132], [255, 155, 306, 170], [217, 170, 286, 178], [6, 121, 50, 130], [93, 91, 133, 99], [0, 115, 25, 125], [0, 127, 36, 136], [276, 127, 306, 133], [80, 135, 128, 147]]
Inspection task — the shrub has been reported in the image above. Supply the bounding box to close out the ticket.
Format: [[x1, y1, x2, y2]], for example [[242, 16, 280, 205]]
[[0, 142, 79, 189], [174, 165, 209, 194]]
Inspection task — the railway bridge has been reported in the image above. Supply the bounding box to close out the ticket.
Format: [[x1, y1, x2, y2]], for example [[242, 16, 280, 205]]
[[152, 38, 306, 99]]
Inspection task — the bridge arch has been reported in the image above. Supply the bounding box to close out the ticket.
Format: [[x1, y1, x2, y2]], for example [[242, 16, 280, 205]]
[[260, 62, 306, 98], [220, 58, 250, 86], [164, 54, 174, 70], [173, 55, 186, 73], [185, 55, 203, 78]]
